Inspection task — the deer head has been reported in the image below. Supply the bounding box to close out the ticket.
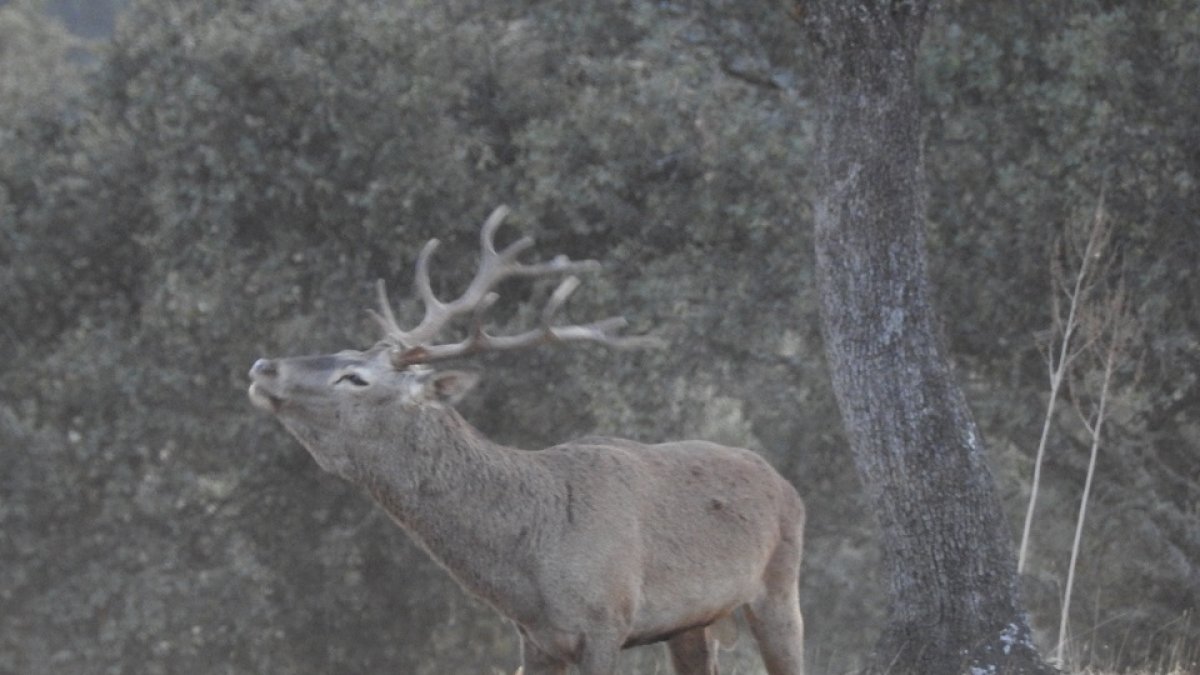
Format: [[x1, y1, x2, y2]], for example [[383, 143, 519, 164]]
[[247, 206, 655, 474]]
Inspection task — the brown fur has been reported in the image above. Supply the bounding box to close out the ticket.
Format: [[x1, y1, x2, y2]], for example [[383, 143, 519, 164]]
[[249, 348, 805, 674]]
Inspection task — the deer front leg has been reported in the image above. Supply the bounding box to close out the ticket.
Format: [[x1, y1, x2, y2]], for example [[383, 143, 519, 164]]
[[518, 629, 568, 675], [575, 637, 621, 675], [518, 628, 620, 675], [667, 626, 719, 675]]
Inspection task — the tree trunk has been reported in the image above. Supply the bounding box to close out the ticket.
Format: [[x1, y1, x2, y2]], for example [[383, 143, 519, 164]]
[[801, 2, 1053, 673]]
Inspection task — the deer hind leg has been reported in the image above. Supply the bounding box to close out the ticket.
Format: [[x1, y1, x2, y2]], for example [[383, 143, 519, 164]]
[[666, 626, 718, 675], [746, 525, 805, 675], [745, 584, 804, 675]]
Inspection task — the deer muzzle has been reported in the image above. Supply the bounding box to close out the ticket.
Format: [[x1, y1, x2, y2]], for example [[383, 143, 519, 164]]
[[248, 358, 284, 412]]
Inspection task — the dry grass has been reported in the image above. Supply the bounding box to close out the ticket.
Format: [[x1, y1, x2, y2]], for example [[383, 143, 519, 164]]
[[1061, 634, 1199, 675]]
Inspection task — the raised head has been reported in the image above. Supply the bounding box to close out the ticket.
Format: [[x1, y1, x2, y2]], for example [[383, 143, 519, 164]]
[[247, 206, 656, 470], [247, 347, 479, 475]]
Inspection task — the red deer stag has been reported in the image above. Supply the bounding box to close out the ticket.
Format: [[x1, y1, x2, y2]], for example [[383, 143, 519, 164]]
[[247, 206, 805, 674]]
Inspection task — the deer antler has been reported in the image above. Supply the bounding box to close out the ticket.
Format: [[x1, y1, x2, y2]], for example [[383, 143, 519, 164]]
[[373, 206, 660, 367]]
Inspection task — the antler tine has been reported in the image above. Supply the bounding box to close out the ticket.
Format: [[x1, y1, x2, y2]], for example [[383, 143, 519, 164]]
[[381, 205, 660, 367], [481, 205, 531, 259], [542, 276, 582, 326], [480, 205, 510, 251], [369, 279, 405, 344], [399, 207, 535, 347], [483, 205, 599, 276], [538, 277, 662, 350], [546, 316, 667, 351], [413, 238, 446, 316], [470, 291, 501, 338], [369, 238, 444, 349], [389, 272, 661, 367]]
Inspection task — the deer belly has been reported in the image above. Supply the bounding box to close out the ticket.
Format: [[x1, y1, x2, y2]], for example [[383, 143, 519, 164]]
[[622, 612, 727, 648], [624, 570, 755, 647]]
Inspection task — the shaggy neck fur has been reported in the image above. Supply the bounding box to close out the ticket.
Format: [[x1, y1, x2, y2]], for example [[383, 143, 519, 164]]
[[344, 404, 561, 621]]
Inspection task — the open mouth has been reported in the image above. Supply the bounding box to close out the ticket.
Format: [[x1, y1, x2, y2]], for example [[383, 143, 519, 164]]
[[247, 381, 284, 413]]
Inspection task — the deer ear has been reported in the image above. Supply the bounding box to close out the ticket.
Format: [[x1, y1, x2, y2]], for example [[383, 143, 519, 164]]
[[425, 370, 480, 405]]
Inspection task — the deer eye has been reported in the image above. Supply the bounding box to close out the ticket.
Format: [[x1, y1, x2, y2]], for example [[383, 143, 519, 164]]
[[335, 372, 369, 387]]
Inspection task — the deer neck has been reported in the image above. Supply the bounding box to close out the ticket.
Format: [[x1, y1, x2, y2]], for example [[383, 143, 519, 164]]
[[348, 406, 549, 615]]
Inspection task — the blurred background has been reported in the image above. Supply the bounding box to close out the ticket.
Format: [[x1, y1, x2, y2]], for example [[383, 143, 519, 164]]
[[1, 1, 1196, 672]]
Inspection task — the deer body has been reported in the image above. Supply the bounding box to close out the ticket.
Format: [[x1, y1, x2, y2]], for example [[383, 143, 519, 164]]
[[248, 208, 805, 674]]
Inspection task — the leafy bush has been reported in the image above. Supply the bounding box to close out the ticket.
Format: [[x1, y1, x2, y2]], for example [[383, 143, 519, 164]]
[[1, 0, 1196, 672]]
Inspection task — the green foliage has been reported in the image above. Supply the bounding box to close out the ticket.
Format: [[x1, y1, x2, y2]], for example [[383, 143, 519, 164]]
[[0, 0, 117, 348], [1, 1, 837, 672], [1, 0, 1197, 672], [923, 1, 1200, 666]]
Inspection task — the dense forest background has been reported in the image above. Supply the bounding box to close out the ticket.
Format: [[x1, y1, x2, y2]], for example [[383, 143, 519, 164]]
[[1, 0, 1197, 673]]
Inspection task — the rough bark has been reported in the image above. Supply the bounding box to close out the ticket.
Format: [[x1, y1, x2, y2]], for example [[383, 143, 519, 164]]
[[801, 2, 1054, 673]]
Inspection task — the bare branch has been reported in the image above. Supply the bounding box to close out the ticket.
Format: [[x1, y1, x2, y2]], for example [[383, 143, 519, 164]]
[[1018, 187, 1115, 576], [1056, 274, 1137, 666]]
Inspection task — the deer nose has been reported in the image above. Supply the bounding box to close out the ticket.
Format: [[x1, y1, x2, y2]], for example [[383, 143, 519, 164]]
[[250, 358, 278, 379]]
